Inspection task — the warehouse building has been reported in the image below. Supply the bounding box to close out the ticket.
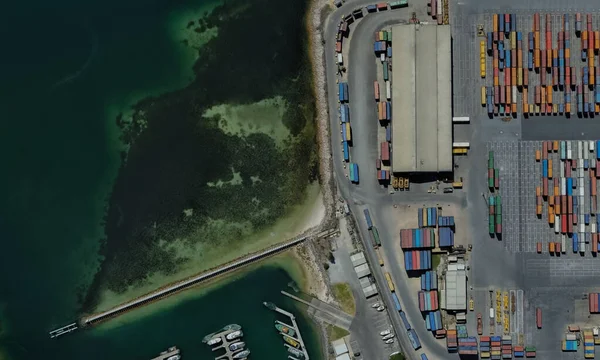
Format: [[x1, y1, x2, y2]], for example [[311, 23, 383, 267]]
[[444, 261, 467, 311], [391, 24, 453, 173]]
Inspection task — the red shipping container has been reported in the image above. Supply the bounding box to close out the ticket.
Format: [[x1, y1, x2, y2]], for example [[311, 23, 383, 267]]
[[562, 215, 567, 233], [376, 158, 381, 170], [566, 66, 571, 87], [568, 196, 573, 213], [573, 213, 578, 225], [566, 162, 571, 177], [412, 251, 417, 269], [572, 159, 577, 169], [495, 175, 499, 189], [381, 142, 390, 161], [590, 294, 594, 313], [536, 308, 542, 328], [556, 242, 561, 253], [572, 66, 577, 85], [568, 220, 573, 234], [534, 13, 540, 32], [336, 41, 342, 52], [593, 195, 598, 213], [543, 177, 548, 196], [374, 81, 380, 101]]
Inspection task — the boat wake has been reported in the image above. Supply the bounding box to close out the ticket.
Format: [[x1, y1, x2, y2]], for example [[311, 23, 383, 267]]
[[51, 24, 98, 89]]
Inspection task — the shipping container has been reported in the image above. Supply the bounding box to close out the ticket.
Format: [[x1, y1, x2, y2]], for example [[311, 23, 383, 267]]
[[385, 272, 395, 292], [342, 141, 349, 162], [374, 81, 380, 101], [363, 209, 373, 229], [392, 292, 402, 311], [381, 142, 390, 162]]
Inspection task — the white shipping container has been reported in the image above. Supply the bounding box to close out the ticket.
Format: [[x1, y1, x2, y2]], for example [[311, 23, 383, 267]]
[[593, 159, 597, 169], [337, 53, 343, 65], [579, 141, 584, 159], [561, 178, 566, 195], [580, 242, 586, 253], [453, 142, 470, 148], [567, 141, 572, 152], [555, 216, 560, 233], [562, 236, 566, 253], [386, 81, 391, 100], [452, 117, 470, 123], [593, 223, 597, 233], [512, 86, 517, 103], [437, 0, 442, 16], [581, 224, 586, 233], [380, 53, 386, 62], [579, 178, 585, 189], [568, 149, 572, 159], [591, 140, 596, 152], [581, 215, 585, 225], [561, 162, 565, 177], [585, 141, 590, 160]]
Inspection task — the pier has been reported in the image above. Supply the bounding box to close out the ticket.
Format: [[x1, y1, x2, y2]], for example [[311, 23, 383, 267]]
[[151, 346, 180, 360], [78, 236, 309, 327], [203, 324, 248, 360], [264, 302, 310, 360], [48, 323, 78, 338]]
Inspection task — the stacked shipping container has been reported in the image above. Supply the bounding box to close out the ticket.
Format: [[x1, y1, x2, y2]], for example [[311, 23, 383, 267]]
[[420, 270, 438, 290], [400, 228, 435, 249], [417, 207, 439, 227], [418, 290, 439, 311], [589, 293, 600, 313], [404, 250, 432, 271], [438, 227, 454, 247], [480, 336, 491, 359]]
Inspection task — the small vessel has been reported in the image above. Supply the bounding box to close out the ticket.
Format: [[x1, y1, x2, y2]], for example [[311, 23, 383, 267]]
[[371, 302, 381, 308], [283, 335, 300, 348], [376, 305, 385, 312], [289, 356, 301, 360], [226, 330, 243, 341], [380, 329, 391, 336], [232, 349, 250, 359], [382, 333, 395, 340], [263, 301, 277, 310], [275, 323, 297, 337], [288, 347, 305, 358], [166, 356, 180, 360], [385, 339, 394, 344], [202, 324, 241, 344], [229, 341, 246, 352], [207, 336, 222, 346]]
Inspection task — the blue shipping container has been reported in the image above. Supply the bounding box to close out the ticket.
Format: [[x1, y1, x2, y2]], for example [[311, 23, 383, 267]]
[[400, 311, 411, 330], [392, 292, 402, 311], [338, 83, 344, 102], [420, 354, 429, 360], [386, 126, 391, 142], [343, 141, 349, 162], [343, 83, 349, 102], [340, 104, 347, 123], [387, 47, 392, 58], [573, 234, 579, 252], [386, 102, 391, 120], [408, 329, 422, 350], [363, 209, 373, 229], [511, 14, 516, 31]]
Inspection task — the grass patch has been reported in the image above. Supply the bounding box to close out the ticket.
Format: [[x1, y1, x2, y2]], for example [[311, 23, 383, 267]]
[[331, 283, 356, 315], [389, 353, 405, 360], [326, 324, 350, 341], [432, 253, 442, 270]]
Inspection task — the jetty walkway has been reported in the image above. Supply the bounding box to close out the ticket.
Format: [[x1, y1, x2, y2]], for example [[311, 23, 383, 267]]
[[265, 302, 310, 360], [49, 234, 310, 338]]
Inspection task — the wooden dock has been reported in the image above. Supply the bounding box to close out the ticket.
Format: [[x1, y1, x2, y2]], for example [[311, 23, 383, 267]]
[[151, 346, 180, 360], [264, 302, 310, 360]]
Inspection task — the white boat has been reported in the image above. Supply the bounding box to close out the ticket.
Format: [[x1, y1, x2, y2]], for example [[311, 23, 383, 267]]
[[371, 303, 380, 308], [288, 347, 305, 358], [382, 333, 395, 340], [376, 305, 385, 311], [380, 329, 391, 336], [232, 349, 250, 359], [385, 339, 394, 344], [226, 330, 243, 341], [229, 341, 245, 352], [166, 356, 180, 360], [207, 336, 222, 346]]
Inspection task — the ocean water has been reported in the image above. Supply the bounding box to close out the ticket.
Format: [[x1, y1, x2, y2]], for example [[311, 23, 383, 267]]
[[0, 0, 318, 357]]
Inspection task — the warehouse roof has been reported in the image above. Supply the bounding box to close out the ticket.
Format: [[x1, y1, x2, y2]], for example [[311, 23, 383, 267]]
[[445, 262, 467, 310], [350, 252, 367, 267], [362, 284, 378, 298], [332, 339, 349, 356], [354, 263, 371, 278], [391, 24, 452, 173]]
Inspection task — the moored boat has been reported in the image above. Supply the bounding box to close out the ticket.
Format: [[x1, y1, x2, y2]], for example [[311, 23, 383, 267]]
[[288, 347, 305, 358], [229, 341, 245, 352], [232, 349, 250, 359], [207, 336, 222, 346], [275, 323, 296, 337], [283, 335, 300, 348], [226, 330, 243, 341]]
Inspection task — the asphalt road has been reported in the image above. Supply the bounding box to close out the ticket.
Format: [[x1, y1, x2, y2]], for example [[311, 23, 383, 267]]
[[323, 1, 458, 359]]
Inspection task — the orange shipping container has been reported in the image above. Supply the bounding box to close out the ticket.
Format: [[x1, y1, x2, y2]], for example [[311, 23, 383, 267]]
[[549, 242, 555, 253], [535, 32, 540, 49], [547, 49, 552, 67], [536, 186, 541, 196], [541, 86, 546, 105], [535, 150, 541, 161], [566, 48, 571, 59], [596, 104, 600, 113], [595, 31, 600, 49], [547, 86, 553, 104], [507, 86, 511, 105], [493, 14, 498, 32], [566, 103, 572, 114], [593, 177, 597, 196], [592, 67, 596, 86], [556, 198, 561, 215], [512, 103, 517, 113], [535, 49, 541, 68], [553, 141, 558, 151], [548, 159, 553, 178], [549, 195, 555, 205], [512, 71, 517, 85]]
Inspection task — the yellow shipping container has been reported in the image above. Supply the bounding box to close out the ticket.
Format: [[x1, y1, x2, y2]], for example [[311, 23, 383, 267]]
[[376, 248, 384, 266], [512, 103, 517, 113], [566, 48, 571, 58], [511, 32, 516, 49], [494, 57, 499, 68], [530, 104, 534, 114], [583, 30, 589, 41], [481, 60, 486, 78], [345, 123, 352, 142], [549, 159, 553, 178], [535, 31, 540, 49], [481, 86, 486, 105], [480, 40, 485, 55], [494, 76, 499, 86], [596, 31, 600, 50], [553, 103, 558, 114], [385, 272, 395, 292], [506, 86, 511, 105], [547, 86, 553, 103], [535, 104, 540, 114]]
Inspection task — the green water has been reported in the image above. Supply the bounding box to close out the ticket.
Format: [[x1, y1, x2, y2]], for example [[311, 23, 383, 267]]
[[0, 0, 319, 356]]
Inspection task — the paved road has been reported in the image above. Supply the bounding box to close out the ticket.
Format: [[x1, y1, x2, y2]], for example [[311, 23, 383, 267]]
[[323, 1, 456, 359]]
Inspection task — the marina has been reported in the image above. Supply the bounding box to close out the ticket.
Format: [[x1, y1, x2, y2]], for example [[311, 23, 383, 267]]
[[151, 346, 180, 360], [263, 302, 310, 360], [203, 324, 250, 360]]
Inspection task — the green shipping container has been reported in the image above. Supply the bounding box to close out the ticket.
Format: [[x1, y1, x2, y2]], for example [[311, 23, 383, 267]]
[[383, 63, 389, 81], [496, 195, 501, 206], [497, 203, 502, 215], [525, 347, 536, 352], [494, 168, 499, 183], [372, 226, 381, 246], [349, 162, 356, 181], [495, 214, 502, 224], [488, 151, 494, 168], [489, 217, 495, 234], [488, 176, 494, 188], [389, 0, 408, 9]]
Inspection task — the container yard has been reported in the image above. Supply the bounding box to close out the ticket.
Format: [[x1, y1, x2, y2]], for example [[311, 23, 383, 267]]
[[374, 29, 394, 186], [480, 12, 600, 118]]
